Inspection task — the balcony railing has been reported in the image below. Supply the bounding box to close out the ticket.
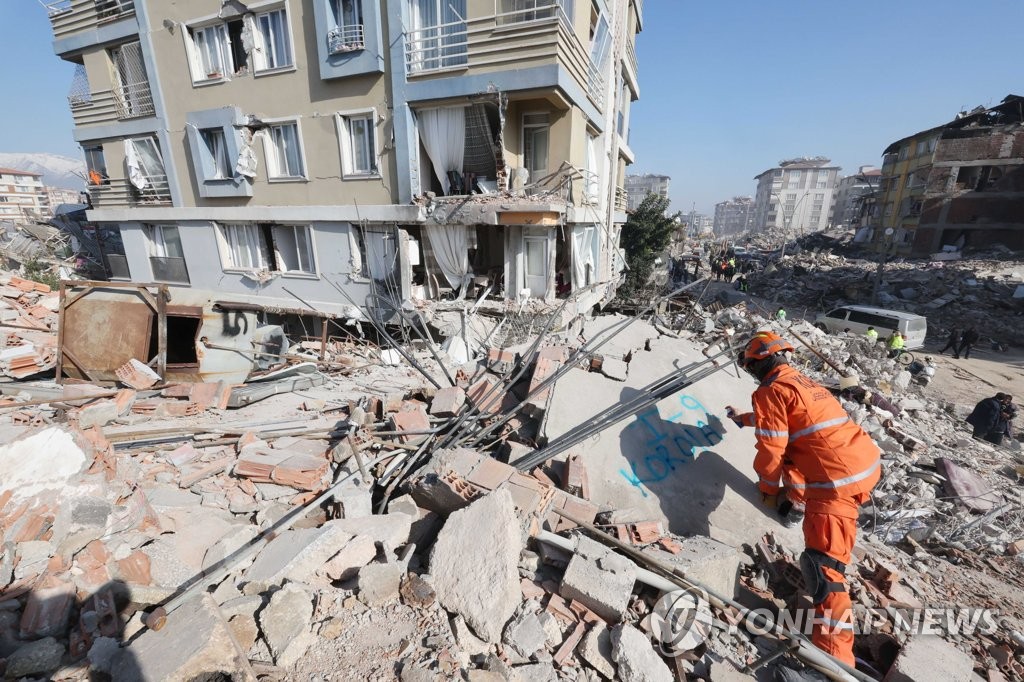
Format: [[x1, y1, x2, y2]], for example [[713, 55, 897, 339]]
[[615, 186, 628, 212], [89, 176, 171, 209], [45, 0, 135, 38], [625, 38, 638, 77], [104, 254, 130, 279], [405, 2, 605, 109], [327, 24, 365, 54], [67, 81, 154, 126]]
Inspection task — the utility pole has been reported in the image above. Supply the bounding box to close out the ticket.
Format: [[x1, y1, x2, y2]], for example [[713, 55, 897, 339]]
[[871, 227, 895, 304]]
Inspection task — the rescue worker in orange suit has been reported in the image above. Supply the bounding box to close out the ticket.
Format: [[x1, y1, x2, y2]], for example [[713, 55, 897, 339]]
[[726, 332, 881, 667]]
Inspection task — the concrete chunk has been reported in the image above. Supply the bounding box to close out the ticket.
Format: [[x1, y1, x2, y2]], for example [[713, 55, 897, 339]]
[[244, 524, 353, 591], [259, 583, 314, 668], [430, 489, 523, 642], [578, 622, 615, 679], [112, 594, 255, 682], [884, 636, 974, 682], [503, 609, 548, 659], [5, 636, 65, 679], [559, 535, 637, 623], [430, 386, 467, 418], [642, 535, 741, 600], [320, 534, 377, 581], [328, 513, 413, 549], [610, 623, 672, 682], [600, 357, 629, 381], [358, 562, 403, 606]]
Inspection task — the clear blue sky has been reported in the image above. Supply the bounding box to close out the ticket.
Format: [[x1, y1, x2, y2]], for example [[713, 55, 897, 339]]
[[1, 1, 1022, 215]]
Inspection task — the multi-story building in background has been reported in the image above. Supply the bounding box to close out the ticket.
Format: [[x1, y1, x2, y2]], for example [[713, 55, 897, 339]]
[[47, 0, 642, 324], [625, 173, 669, 211], [751, 157, 840, 234], [875, 95, 1024, 255], [831, 166, 880, 229], [682, 210, 712, 237], [44, 186, 86, 215], [0, 168, 47, 224], [712, 196, 753, 236]]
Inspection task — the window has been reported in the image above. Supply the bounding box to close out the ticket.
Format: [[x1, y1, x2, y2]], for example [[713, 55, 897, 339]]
[[328, 0, 364, 53], [584, 132, 599, 202], [216, 223, 316, 275], [336, 111, 377, 176], [522, 113, 550, 182], [144, 224, 189, 284], [897, 145, 908, 160], [200, 128, 231, 179], [252, 8, 293, 72], [786, 170, 801, 188], [264, 122, 306, 179], [84, 145, 108, 185], [773, 170, 783, 178], [499, 0, 574, 25], [190, 24, 231, 80]]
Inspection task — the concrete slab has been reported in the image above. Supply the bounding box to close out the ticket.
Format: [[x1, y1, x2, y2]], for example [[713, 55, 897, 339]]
[[885, 636, 974, 682], [542, 335, 803, 550]]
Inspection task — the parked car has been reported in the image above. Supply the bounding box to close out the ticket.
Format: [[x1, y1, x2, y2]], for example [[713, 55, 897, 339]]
[[814, 305, 927, 349]]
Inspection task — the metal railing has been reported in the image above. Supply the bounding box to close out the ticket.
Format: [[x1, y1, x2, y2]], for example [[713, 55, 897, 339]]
[[405, 17, 469, 73], [105, 254, 130, 279], [89, 176, 171, 208], [625, 38, 638, 76], [45, 0, 135, 38], [614, 186, 628, 211], [68, 81, 154, 126], [327, 24, 365, 54], [495, 0, 574, 28]]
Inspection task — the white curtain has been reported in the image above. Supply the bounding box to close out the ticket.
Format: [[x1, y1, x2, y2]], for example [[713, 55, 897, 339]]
[[418, 107, 465, 195], [235, 140, 257, 178], [425, 224, 470, 295], [571, 225, 596, 290], [124, 139, 147, 190]]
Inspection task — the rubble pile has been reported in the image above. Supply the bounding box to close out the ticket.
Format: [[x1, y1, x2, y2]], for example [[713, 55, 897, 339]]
[[0, 283, 1022, 680], [746, 247, 1024, 344], [0, 274, 58, 379]]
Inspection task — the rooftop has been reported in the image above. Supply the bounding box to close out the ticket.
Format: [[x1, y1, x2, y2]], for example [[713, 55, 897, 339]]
[[0, 167, 43, 177]]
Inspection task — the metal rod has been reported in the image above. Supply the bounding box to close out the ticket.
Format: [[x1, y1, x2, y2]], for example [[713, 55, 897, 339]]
[[0, 389, 123, 411], [786, 326, 848, 377], [464, 279, 709, 449], [540, 511, 869, 682]]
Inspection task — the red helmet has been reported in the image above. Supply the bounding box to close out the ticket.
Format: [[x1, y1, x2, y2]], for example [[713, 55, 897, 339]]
[[740, 332, 794, 365]]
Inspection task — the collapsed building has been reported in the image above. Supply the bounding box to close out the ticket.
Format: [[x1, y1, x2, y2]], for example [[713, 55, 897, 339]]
[[873, 94, 1024, 256], [49, 0, 643, 337]]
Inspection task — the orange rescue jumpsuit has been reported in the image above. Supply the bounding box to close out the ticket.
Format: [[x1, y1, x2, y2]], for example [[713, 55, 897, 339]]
[[735, 364, 881, 666]]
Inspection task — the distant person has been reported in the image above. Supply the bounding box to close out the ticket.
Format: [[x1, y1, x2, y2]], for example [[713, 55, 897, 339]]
[[887, 331, 905, 357], [692, 261, 701, 281], [958, 327, 980, 359], [735, 275, 749, 292], [1002, 396, 1017, 442], [967, 393, 1011, 444], [939, 328, 961, 356], [865, 327, 878, 342], [775, 307, 786, 323]]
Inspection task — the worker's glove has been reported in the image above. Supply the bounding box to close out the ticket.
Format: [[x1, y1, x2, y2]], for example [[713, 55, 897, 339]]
[[760, 493, 779, 510], [725, 406, 743, 428]]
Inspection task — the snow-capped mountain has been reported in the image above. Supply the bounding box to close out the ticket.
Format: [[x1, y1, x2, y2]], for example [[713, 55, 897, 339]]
[[0, 152, 86, 190]]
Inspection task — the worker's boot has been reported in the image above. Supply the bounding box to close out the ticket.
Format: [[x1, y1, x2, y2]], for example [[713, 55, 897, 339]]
[[777, 499, 805, 529]]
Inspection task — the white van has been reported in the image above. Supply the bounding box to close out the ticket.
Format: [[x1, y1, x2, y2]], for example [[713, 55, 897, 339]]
[[814, 305, 927, 349]]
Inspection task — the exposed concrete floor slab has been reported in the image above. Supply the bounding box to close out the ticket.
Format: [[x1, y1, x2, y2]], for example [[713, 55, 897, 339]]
[[544, 335, 802, 549]]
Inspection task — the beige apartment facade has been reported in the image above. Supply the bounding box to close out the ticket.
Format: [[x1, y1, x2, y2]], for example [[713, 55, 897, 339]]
[[49, 0, 641, 320], [0, 168, 47, 224]]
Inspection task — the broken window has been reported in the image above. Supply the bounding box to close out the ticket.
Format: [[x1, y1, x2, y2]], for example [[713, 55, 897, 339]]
[[522, 113, 550, 183], [336, 111, 377, 176], [584, 131, 599, 202], [216, 223, 316, 275], [263, 122, 306, 179], [125, 136, 171, 202], [252, 8, 294, 71], [199, 128, 231, 179], [327, 0, 365, 53]]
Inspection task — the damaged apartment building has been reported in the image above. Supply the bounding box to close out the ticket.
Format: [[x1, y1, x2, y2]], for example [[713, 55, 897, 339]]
[[47, 0, 641, 345], [873, 94, 1024, 256]]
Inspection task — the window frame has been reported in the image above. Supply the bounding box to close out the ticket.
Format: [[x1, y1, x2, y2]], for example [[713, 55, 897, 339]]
[[199, 127, 232, 180], [215, 222, 319, 277], [272, 224, 318, 276], [250, 5, 296, 74], [261, 118, 308, 182], [335, 109, 380, 179], [522, 111, 550, 182], [187, 22, 232, 83]]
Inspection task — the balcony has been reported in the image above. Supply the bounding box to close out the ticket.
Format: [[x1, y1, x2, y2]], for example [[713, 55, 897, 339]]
[[45, 0, 135, 39], [404, 0, 605, 109], [624, 38, 638, 78], [104, 253, 130, 279], [615, 186, 628, 212], [68, 81, 154, 127], [327, 24, 365, 54], [89, 176, 171, 209]]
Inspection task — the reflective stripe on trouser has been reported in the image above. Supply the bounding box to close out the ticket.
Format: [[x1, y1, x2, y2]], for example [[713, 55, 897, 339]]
[[803, 500, 861, 667]]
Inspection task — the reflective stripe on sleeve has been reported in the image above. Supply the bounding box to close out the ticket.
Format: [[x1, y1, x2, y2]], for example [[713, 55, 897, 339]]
[[790, 416, 849, 441], [754, 428, 788, 438]]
